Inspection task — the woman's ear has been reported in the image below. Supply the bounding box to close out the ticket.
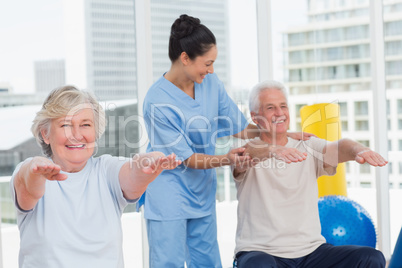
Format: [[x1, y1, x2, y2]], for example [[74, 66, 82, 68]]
[[41, 129, 50, 144], [180, 52, 190, 65]]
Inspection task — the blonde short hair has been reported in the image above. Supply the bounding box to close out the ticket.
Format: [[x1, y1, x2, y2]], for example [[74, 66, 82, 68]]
[[31, 85, 106, 157]]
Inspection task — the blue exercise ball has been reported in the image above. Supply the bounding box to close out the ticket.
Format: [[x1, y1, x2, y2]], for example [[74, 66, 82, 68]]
[[318, 195, 377, 247]]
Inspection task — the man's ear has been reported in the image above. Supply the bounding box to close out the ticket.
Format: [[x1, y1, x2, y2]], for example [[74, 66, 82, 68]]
[[180, 52, 190, 66], [250, 111, 258, 125]]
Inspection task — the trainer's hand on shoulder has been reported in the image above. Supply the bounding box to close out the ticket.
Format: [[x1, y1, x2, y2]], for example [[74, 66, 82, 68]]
[[287, 131, 316, 141]]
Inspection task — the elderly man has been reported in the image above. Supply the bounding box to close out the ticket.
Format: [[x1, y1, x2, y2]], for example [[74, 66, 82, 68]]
[[233, 80, 388, 268]]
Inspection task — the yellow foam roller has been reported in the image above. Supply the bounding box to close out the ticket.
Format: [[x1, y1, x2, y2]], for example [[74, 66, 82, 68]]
[[300, 103, 347, 197]]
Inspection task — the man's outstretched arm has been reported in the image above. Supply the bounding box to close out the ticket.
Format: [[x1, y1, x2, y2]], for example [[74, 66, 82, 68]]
[[323, 138, 388, 168]]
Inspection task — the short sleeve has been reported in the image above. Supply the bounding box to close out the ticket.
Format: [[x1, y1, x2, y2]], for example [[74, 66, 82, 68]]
[[144, 105, 194, 161], [303, 137, 337, 177], [10, 158, 33, 214], [100, 155, 133, 210], [216, 79, 248, 138]]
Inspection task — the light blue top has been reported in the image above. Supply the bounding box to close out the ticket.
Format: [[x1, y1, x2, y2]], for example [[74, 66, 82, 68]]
[[142, 73, 248, 220], [10, 155, 134, 268]]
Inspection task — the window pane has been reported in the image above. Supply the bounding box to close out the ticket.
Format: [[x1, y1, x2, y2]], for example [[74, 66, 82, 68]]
[[355, 101, 369, 115]]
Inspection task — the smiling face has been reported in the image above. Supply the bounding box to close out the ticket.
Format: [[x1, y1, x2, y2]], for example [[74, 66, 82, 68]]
[[183, 44, 217, 84], [41, 107, 96, 172], [251, 88, 290, 141]]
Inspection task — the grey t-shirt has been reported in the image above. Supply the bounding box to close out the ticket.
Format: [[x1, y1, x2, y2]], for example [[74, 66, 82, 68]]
[[11, 155, 133, 268], [234, 137, 336, 258]]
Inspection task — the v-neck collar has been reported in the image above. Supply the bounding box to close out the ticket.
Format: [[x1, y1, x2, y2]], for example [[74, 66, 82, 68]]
[[162, 74, 198, 102]]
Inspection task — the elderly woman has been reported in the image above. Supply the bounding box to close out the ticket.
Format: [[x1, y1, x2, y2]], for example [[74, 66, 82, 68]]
[[10, 86, 180, 267]]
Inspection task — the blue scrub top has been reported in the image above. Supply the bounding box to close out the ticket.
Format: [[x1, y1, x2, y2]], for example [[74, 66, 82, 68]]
[[142, 73, 248, 220]]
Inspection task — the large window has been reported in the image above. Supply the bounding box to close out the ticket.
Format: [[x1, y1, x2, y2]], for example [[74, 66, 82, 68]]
[[0, 0, 399, 265]]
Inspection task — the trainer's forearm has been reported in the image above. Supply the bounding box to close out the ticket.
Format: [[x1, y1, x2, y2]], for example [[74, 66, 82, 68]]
[[184, 153, 231, 169]]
